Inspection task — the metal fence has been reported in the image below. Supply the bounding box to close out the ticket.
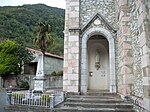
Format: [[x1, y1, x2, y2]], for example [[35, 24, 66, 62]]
[[54, 90, 64, 106], [8, 91, 64, 109]]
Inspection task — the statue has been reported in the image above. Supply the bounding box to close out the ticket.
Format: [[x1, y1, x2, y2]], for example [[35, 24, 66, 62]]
[[95, 49, 100, 70]]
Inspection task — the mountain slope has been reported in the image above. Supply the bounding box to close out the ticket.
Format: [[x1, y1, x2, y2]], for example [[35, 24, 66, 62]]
[[0, 4, 65, 55]]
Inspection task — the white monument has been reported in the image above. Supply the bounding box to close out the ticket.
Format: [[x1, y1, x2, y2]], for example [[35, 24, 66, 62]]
[[33, 52, 45, 92]]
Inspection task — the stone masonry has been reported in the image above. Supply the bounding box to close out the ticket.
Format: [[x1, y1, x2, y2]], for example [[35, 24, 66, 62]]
[[117, 0, 134, 96], [63, 0, 80, 92], [117, 0, 150, 110], [63, 0, 150, 111]]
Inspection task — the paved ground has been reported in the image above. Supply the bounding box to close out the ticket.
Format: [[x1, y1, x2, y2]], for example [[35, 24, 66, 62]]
[[0, 91, 9, 112]]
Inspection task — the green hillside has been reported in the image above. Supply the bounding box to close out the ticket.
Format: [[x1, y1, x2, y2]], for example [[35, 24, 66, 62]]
[[0, 4, 65, 55]]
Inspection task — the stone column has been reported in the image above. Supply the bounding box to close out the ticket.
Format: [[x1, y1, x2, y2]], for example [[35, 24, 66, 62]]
[[63, 0, 80, 92], [137, 0, 150, 110], [117, 0, 134, 95]]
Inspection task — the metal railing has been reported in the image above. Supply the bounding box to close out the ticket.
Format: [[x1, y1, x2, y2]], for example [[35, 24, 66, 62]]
[[54, 91, 64, 106], [11, 92, 51, 107], [7, 91, 64, 109]]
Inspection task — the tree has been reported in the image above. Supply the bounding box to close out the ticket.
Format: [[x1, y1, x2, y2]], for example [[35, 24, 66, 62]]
[[0, 4, 65, 55], [33, 22, 54, 91], [34, 22, 53, 53], [47, 33, 64, 56], [0, 40, 18, 87], [0, 38, 32, 87], [14, 37, 32, 75]]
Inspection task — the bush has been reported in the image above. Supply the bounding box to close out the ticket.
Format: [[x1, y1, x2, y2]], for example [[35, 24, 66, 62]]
[[50, 71, 63, 76], [56, 71, 63, 76], [19, 80, 29, 90], [51, 71, 56, 76]]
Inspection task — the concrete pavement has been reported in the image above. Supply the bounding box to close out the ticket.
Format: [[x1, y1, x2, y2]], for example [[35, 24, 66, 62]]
[[0, 91, 9, 112]]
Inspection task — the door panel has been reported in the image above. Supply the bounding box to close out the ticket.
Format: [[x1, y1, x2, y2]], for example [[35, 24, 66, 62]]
[[88, 43, 108, 90]]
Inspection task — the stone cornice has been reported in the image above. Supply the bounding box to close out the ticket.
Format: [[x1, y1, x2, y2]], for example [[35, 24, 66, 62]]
[[69, 28, 81, 32]]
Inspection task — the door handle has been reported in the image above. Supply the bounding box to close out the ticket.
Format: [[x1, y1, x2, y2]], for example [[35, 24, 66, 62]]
[[89, 72, 93, 77]]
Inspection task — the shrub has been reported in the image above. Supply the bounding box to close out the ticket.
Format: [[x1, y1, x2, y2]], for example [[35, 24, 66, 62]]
[[51, 71, 63, 76], [56, 71, 63, 76], [41, 94, 50, 102], [12, 93, 25, 99], [19, 80, 29, 90], [51, 71, 56, 76]]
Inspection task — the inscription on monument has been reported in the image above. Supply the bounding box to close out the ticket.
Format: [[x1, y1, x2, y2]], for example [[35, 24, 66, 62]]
[[100, 70, 106, 77], [34, 80, 44, 90]]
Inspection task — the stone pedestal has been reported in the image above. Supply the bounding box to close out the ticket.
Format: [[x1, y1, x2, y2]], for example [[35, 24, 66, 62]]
[[33, 53, 45, 92]]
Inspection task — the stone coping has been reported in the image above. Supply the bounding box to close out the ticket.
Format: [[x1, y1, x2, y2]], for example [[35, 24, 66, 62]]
[[118, 93, 149, 111]]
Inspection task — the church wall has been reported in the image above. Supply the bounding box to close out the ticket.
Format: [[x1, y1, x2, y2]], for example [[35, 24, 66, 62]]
[[80, 0, 117, 93], [63, 0, 80, 92], [136, 0, 150, 110], [130, 0, 143, 98], [117, 0, 150, 111], [80, 0, 117, 28], [63, 0, 150, 110], [117, 0, 134, 96]]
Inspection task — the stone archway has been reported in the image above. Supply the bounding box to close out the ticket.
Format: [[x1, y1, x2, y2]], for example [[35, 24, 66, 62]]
[[80, 28, 116, 93], [87, 35, 109, 91]]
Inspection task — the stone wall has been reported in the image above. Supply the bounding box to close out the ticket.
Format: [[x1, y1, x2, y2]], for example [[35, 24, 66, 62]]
[[5, 105, 50, 112], [64, 0, 117, 93], [79, 0, 118, 93], [117, 0, 134, 95], [2, 75, 63, 90], [80, 0, 117, 28], [20, 75, 63, 90], [133, 103, 149, 112], [63, 0, 80, 92], [64, 0, 150, 110], [45, 76, 63, 89], [117, 0, 150, 111], [26, 48, 63, 76], [130, 0, 143, 97], [44, 56, 63, 75], [136, 0, 150, 110]]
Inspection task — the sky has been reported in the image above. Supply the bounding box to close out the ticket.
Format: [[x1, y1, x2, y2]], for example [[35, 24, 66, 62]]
[[0, 0, 66, 9]]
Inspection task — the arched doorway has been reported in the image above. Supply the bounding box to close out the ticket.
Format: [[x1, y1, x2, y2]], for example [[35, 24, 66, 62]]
[[87, 35, 109, 91], [80, 28, 116, 93]]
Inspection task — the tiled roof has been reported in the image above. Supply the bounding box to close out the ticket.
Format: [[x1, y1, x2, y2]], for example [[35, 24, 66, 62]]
[[27, 47, 63, 59]]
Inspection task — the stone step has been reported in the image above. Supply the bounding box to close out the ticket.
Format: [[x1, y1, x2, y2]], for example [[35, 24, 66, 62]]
[[64, 102, 133, 109], [56, 92, 135, 112], [66, 98, 124, 103], [66, 92, 118, 97], [66, 95, 119, 99], [55, 107, 136, 112], [86, 92, 117, 96]]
